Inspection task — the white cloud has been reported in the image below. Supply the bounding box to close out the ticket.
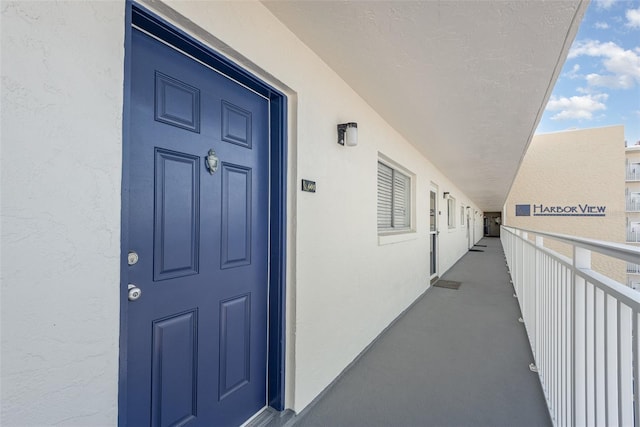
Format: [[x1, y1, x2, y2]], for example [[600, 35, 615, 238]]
[[565, 63, 581, 79], [626, 8, 640, 28], [586, 73, 636, 88], [546, 93, 608, 121], [595, 21, 610, 29], [594, 0, 616, 10], [569, 40, 640, 89]]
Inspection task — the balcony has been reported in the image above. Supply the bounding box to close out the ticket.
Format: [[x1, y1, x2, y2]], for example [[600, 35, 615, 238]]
[[628, 263, 640, 274], [627, 167, 640, 182], [627, 229, 640, 243], [626, 198, 640, 212]]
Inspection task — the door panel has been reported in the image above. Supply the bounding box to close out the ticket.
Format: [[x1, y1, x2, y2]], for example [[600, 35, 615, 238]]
[[151, 310, 198, 427], [126, 28, 269, 426], [221, 164, 252, 268], [154, 71, 201, 133], [154, 149, 200, 280], [222, 101, 252, 148], [219, 294, 251, 400]]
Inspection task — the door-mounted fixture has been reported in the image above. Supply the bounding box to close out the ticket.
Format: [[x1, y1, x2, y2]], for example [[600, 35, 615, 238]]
[[206, 149, 219, 174], [128, 284, 142, 301], [127, 251, 139, 266], [337, 122, 358, 146]]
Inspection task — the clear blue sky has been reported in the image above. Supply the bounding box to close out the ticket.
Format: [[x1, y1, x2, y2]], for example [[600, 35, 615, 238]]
[[536, 0, 640, 146]]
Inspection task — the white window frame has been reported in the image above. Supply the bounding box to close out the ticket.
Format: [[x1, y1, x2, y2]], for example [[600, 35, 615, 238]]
[[460, 206, 465, 226], [377, 154, 415, 239], [447, 196, 456, 229]]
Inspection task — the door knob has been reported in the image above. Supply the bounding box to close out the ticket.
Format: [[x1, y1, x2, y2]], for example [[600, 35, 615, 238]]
[[128, 284, 142, 301]]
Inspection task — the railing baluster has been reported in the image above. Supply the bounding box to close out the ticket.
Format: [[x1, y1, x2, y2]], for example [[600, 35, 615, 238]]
[[575, 267, 586, 427], [536, 237, 542, 366], [589, 282, 595, 426], [596, 287, 605, 427], [550, 263, 560, 419], [617, 301, 623, 427], [634, 312, 639, 427], [607, 294, 618, 426], [566, 265, 571, 426]]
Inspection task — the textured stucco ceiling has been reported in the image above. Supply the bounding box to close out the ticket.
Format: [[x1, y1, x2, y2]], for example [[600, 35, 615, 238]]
[[262, 0, 588, 212]]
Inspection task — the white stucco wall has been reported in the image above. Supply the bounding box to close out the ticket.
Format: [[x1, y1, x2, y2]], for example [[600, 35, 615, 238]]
[[1, 2, 124, 425], [1, 0, 483, 424]]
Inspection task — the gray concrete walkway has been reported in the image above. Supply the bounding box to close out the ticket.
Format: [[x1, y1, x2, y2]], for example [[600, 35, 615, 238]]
[[291, 237, 551, 427]]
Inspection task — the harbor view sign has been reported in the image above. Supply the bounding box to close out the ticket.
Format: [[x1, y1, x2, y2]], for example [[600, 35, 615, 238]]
[[515, 203, 606, 217]]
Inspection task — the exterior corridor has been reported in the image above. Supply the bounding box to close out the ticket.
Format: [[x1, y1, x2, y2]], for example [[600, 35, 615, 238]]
[[290, 238, 551, 427]]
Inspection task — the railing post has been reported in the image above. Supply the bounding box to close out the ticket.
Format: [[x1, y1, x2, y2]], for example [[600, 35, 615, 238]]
[[573, 246, 591, 427], [521, 232, 528, 306], [534, 236, 543, 363]]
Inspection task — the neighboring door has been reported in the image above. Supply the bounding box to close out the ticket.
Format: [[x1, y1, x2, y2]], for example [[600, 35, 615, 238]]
[[472, 211, 476, 245], [630, 192, 640, 211], [485, 213, 501, 237], [125, 28, 269, 426], [429, 187, 438, 280], [466, 210, 471, 249], [629, 222, 640, 243]]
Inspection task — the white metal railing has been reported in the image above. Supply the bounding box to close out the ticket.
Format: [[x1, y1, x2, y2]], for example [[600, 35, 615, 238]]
[[502, 226, 640, 427], [627, 230, 640, 243], [628, 263, 640, 274], [627, 199, 640, 212], [627, 168, 640, 181]]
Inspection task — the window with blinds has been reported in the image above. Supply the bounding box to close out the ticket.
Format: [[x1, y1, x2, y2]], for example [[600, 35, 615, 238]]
[[447, 197, 456, 228], [377, 161, 410, 232]]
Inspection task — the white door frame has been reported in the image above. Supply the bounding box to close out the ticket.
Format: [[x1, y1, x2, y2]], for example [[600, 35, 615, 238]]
[[466, 208, 472, 249], [429, 184, 439, 281]]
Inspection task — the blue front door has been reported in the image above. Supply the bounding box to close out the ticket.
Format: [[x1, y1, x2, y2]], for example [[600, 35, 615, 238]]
[[125, 27, 269, 426]]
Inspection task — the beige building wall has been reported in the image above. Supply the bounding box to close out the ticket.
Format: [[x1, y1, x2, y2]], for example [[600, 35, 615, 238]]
[[504, 126, 626, 283]]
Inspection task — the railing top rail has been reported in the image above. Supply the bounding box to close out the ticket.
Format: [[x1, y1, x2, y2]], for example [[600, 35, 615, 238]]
[[502, 226, 640, 265]]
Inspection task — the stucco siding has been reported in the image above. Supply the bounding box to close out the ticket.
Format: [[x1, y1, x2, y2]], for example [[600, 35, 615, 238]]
[[1, 1, 125, 425]]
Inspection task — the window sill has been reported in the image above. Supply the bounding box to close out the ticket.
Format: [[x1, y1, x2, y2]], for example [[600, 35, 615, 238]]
[[378, 230, 418, 245]]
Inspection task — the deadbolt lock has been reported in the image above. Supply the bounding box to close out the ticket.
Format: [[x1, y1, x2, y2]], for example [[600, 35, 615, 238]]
[[127, 251, 139, 266]]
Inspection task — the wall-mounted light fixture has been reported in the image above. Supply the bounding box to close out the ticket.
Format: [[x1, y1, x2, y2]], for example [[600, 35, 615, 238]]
[[337, 122, 358, 146], [443, 192, 450, 199]]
